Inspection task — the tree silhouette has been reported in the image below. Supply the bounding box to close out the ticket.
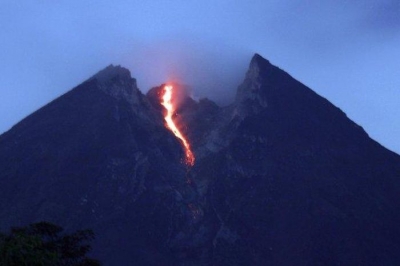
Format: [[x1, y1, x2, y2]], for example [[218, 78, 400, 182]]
[[0, 221, 100, 265]]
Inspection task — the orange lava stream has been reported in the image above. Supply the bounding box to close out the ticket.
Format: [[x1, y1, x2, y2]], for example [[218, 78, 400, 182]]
[[161, 85, 195, 166]]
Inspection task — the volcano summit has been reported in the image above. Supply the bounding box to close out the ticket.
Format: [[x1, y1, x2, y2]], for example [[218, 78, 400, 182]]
[[0, 54, 400, 265]]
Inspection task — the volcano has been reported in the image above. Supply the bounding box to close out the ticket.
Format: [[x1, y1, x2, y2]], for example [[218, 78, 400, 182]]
[[1, 54, 400, 265]]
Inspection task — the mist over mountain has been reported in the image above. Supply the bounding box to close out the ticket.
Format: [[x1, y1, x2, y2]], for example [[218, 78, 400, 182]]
[[1, 54, 400, 265]]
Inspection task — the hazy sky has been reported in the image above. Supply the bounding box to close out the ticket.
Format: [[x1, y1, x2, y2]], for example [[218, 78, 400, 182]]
[[1, 0, 399, 153]]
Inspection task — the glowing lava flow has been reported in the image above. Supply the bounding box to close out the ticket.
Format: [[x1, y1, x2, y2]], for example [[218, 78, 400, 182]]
[[161, 85, 195, 166]]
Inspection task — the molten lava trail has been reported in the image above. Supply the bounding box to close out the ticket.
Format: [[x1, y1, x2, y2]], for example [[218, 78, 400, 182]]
[[161, 85, 195, 166]]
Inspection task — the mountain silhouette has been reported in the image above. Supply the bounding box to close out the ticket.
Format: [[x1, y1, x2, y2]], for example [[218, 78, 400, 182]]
[[1, 54, 399, 265]]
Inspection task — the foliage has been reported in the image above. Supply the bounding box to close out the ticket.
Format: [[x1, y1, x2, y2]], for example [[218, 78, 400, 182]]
[[0, 221, 100, 266]]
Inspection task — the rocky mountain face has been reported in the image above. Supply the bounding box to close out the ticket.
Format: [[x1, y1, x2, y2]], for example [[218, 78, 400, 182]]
[[0, 66, 195, 265], [1, 54, 400, 265]]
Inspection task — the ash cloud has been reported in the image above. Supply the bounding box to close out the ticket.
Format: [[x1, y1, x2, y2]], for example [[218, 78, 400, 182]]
[[120, 38, 251, 107]]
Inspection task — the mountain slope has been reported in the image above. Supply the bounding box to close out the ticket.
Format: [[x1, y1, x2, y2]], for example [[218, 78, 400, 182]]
[[0, 65, 197, 265], [0, 55, 400, 265], [190, 54, 400, 265]]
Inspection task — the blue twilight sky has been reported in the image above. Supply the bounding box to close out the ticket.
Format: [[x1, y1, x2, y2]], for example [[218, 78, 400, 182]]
[[0, 0, 399, 153]]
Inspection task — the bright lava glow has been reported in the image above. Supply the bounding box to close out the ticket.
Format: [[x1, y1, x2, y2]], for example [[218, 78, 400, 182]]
[[161, 85, 195, 166]]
